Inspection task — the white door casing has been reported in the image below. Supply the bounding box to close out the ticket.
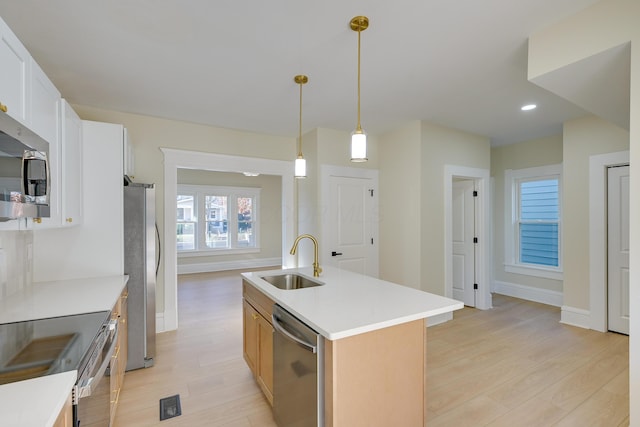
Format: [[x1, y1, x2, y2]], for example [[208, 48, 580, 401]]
[[321, 165, 379, 278], [588, 151, 629, 332], [162, 148, 295, 332], [452, 179, 476, 307], [444, 165, 491, 310], [608, 165, 630, 335]]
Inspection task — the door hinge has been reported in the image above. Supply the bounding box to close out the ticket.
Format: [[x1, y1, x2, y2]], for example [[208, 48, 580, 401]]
[[371, 238, 374, 245], [473, 190, 478, 197], [473, 237, 478, 244], [474, 283, 478, 290], [369, 189, 374, 197]]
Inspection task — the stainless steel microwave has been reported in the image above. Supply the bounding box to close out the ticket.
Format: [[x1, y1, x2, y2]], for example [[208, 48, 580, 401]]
[[0, 110, 50, 221]]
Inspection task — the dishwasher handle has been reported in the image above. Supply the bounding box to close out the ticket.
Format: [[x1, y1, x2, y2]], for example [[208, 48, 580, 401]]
[[272, 313, 317, 354]]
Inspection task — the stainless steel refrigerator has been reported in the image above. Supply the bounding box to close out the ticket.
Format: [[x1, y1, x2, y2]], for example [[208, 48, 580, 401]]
[[124, 178, 157, 370]]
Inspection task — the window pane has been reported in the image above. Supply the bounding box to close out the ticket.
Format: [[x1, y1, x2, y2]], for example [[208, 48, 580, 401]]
[[518, 178, 559, 267], [176, 195, 194, 221], [520, 179, 558, 220], [205, 195, 228, 248], [177, 223, 195, 250], [520, 223, 559, 266], [237, 197, 254, 247]]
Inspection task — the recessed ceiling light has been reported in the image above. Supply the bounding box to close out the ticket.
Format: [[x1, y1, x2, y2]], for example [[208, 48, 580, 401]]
[[521, 104, 537, 111], [242, 172, 260, 177]]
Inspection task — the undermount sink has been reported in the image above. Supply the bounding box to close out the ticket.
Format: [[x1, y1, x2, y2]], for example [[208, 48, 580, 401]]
[[260, 273, 324, 290]]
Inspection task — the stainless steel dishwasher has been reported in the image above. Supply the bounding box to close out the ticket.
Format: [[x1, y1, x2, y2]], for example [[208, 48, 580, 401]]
[[272, 304, 324, 427]]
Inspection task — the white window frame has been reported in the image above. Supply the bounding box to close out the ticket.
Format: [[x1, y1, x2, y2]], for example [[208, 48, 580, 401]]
[[504, 164, 563, 280], [177, 184, 261, 257]]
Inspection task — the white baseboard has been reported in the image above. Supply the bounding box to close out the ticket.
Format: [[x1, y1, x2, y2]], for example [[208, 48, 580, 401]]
[[426, 312, 453, 327], [560, 306, 591, 329], [177, 257, 282, 275], [493, 280, 563, 307]]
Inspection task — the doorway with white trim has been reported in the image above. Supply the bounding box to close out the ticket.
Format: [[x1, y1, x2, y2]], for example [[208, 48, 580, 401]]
[[444, 165, 492, 310]]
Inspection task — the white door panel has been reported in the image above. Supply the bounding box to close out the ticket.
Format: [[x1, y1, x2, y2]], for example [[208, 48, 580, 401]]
[[452, 180, 475, 307], [607, 165, 629, 335], [327, 175, 377, 277]]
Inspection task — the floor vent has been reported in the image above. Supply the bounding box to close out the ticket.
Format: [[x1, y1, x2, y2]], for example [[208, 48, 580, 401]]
[[159, 394, 182, 421]]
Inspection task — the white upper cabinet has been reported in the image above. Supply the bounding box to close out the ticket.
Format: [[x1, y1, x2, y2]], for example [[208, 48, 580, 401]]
[[61, 100, 82, 226], [0, 15, 62, 145], [29, 59, 61, 144], [0, 15, 30, 125], [31, 100, 83, 230]]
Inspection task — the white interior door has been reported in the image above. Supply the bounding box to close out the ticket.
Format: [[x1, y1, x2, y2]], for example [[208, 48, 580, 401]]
[[452, 179, 476, 307], [326, 175, 377, 277], [607, 165, 630, 335]]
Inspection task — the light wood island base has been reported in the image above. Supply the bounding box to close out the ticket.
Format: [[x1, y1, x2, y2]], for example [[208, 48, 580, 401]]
[[324, 319, 426, 427]]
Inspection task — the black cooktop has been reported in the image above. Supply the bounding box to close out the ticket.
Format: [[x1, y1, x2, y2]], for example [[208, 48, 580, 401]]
[[0, 311, 110, 385]]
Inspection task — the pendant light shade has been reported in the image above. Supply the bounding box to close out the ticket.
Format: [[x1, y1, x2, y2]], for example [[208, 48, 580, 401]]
[[294, 156, 306, 177], [294, 74, 308, 178], [350, 16, 369, 162]]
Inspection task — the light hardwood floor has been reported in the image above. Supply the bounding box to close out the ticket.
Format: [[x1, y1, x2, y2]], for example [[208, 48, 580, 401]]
[[114, 271, 629, 426]]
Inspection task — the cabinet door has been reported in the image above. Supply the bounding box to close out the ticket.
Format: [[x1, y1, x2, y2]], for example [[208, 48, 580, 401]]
[[29, 59, 60, 144], [30, 62, 62, 229], [52, 391, 73, 427], [243, 299, 258, 375], [61, 100, 82, 226], [257, 314, 274, 405], [0, 16, 29, 124]]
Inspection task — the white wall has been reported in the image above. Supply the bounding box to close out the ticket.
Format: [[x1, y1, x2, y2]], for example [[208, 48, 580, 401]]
[[562, 115, 629, 310], [420, 122, 490, 295], [378, 121, 422, 289], [528, 0, 639, 423]]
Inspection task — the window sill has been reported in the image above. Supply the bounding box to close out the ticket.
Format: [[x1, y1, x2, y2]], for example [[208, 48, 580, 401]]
[[504, 263, 563, 281], [178, 248, 261, 258]]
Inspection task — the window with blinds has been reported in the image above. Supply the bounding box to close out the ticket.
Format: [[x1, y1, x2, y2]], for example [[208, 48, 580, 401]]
[[518, 178, 559, 267], [504, 164, 562, 280]]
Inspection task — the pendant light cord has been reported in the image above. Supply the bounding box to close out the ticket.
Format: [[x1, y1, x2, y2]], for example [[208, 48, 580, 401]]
[[298, 80, 303, 157], [356, 28, 362, 132]]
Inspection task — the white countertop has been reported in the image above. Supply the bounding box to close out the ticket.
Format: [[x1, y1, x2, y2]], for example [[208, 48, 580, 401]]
[[0, 371, 77, 427], [0, 275, 129, 324], [0, 275, 128, 425], [241, 266, 463, 340]]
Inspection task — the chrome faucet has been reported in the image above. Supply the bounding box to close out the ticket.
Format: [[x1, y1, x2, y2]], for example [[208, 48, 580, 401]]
[[290, 234, 322, 277]]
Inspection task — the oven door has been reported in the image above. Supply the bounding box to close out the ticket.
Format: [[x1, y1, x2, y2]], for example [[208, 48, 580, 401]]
[[74, 319, 118, 427]]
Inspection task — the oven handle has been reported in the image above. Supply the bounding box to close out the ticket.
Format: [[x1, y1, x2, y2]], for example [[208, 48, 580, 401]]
[[74, 319, 118, 402]]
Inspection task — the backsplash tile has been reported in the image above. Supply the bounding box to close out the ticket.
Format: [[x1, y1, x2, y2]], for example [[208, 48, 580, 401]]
[[0, 230, 34, 365], [0, 230, 33, 303]]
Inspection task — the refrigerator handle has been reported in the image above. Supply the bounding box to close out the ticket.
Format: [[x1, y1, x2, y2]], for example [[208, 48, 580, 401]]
[[155, 222, 161, 277]]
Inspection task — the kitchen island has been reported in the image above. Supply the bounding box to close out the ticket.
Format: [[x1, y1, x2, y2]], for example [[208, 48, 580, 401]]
[[241, 266, 463, 427]]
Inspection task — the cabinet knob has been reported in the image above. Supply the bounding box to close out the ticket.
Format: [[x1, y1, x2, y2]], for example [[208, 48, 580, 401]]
[[252, 314, 258, 320], [0, 102, 7, 113], [66, 217, 73, 223]]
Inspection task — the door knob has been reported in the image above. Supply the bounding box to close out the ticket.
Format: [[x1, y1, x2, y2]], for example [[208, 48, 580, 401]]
[[331, 251, 343, 257]]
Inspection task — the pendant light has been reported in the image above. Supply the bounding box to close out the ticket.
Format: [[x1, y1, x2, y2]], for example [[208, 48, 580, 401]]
[[294, 74, 308, 178], [350, 15, 369, 162]]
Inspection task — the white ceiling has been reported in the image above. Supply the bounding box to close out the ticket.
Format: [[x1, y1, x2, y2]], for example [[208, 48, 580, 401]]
[[0, 0, 605, 146]]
